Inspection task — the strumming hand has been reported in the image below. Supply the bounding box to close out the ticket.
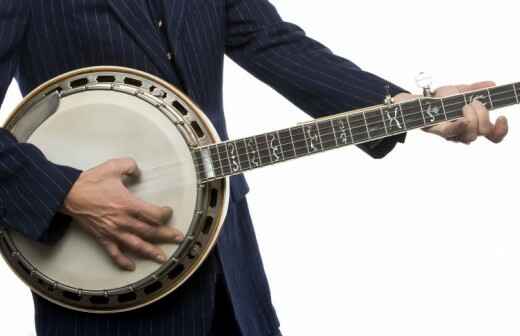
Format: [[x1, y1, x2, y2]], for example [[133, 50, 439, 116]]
[[61, 158, 184, 271]]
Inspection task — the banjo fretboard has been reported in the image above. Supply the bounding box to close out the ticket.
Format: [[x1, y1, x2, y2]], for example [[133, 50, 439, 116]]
[[194, 82, 520, 181]]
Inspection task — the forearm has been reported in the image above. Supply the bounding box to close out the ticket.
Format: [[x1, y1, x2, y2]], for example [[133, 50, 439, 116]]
[[0, 129, 81, 242]]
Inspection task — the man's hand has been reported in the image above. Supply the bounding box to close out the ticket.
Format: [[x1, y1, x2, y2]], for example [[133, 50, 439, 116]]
[[61, 158, 183, 271], [393, 81, 509, 144]]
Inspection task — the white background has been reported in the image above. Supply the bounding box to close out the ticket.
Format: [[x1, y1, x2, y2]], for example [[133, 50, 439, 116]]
[[1, 0, 519, 335]]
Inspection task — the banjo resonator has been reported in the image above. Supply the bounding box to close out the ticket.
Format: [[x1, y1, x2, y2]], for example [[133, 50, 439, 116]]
[[0, 67, 229, 313]]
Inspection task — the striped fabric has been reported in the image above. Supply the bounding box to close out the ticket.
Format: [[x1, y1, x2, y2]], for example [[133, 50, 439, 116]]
[[0, 0, 406, 335]]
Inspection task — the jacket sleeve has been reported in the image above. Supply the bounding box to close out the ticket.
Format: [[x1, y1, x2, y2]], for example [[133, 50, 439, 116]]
[[0, 1, 81, 242], [224, 0, 406, 158]]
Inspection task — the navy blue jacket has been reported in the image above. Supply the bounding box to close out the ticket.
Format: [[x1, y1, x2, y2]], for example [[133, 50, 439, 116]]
[[0, 0, 406, 335]]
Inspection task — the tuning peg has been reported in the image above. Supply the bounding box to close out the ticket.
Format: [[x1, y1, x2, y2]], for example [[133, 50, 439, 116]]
[[415, 72, 433, 97]]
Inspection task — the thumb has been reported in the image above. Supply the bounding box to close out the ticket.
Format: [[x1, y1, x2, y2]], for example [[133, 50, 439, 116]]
[[465, 81, 496, 92]]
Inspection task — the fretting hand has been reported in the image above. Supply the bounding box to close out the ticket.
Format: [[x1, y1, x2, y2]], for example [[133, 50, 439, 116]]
[[393, 81, 509, 144], [61, 158, 184, 271]]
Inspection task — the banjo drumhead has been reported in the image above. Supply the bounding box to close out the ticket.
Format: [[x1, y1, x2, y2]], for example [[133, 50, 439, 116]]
[[11, 89, 198, 290], [0, 67, 229, 313]]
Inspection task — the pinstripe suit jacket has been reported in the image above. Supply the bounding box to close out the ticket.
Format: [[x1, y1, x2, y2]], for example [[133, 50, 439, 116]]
[[0, 0, 406, 335]]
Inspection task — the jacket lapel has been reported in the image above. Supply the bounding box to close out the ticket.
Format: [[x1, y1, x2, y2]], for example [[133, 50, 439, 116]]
[[106, 0, 176, 80]]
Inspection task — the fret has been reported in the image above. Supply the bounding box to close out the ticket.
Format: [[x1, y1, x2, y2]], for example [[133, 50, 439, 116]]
[[464, 89, 493, 110], [442, 95, 466, 120], [209, 145, 223, 177], [439, 97, 448, 120], [362, 112, 371, 137], [276, 131, 286, 161], [302, 123, 322, 153], [487, 88, 494, 109], [217, 143, 232, 176], [266, 132, 283, 162], [379, 108, 388, 135], [290, 126, 309, 157], [489, 85, 517, 109], [225, 142, 241, 173], [255, 134, 271, 165], [417, 99, 426, 124], [399, 104, 407, 129], [317, 120, 337, 150], [381, 104, 406, 134], [345, 116, 354, 143], [331, 117, 352, 146], [279, 128, 296, 160], [315, 121, 325, 150], [331, 119, 339, 146], [514, 83, 519, 104], [288, 128, 297, 157], [235, 139, 250, 171], [348, 112, 369, 142], [363, 109, 386, 138], [264, 134, 273, 162], [253, 136, 262, 166], [245, 137, 261, 168]]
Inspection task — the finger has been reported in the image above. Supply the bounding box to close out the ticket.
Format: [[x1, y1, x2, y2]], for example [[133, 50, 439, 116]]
[[467, 81, 496, 91], [472, 101, 493, 136], [99, 239, 135, 271], [120, 218, 184, 243], [454, 81, 496, 93], [129, 198, 173, 226], [117, 232, 168, 264], [429, 119, 466, 139], [487, 116, 509, 143], [460, 104, 478, 144]]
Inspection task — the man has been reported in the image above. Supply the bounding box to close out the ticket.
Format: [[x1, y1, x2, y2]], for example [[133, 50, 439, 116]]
[[0, 0, 508, 335]]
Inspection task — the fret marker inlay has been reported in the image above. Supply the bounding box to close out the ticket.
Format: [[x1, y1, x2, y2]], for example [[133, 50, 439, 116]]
[[247, 138, 260, 167], [226, 142, 240, 172], [424, 101, 442, 122], [387, 107, 403, 130]]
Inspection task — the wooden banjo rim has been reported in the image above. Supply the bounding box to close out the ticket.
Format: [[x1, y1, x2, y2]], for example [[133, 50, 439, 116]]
[[0, 66, 230, 313]]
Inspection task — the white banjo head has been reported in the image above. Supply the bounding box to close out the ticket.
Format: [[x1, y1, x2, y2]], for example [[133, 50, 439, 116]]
[[0, 67, 229, 313]]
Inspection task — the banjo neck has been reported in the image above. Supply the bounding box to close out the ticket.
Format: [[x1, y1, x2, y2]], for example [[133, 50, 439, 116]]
[[194, 82, 520, 181]]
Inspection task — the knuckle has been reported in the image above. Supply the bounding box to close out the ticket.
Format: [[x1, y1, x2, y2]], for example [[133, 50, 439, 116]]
[[480, 126, 492, 135], [139, 225, 156, 238], [121, 157, 138, 169], [147, 245, 161, 257], [109, 249, 120, 259], [123, 235, 141, 248], [112, 201, 132, 214]]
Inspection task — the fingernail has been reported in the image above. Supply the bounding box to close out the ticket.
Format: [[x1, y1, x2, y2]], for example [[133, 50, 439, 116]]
[[125, 262, 136, 272], [156, 254, 167, 263]]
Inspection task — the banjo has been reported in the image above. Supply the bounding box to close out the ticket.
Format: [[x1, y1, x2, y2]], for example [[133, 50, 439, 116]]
[[0, 67, 518, 313]]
